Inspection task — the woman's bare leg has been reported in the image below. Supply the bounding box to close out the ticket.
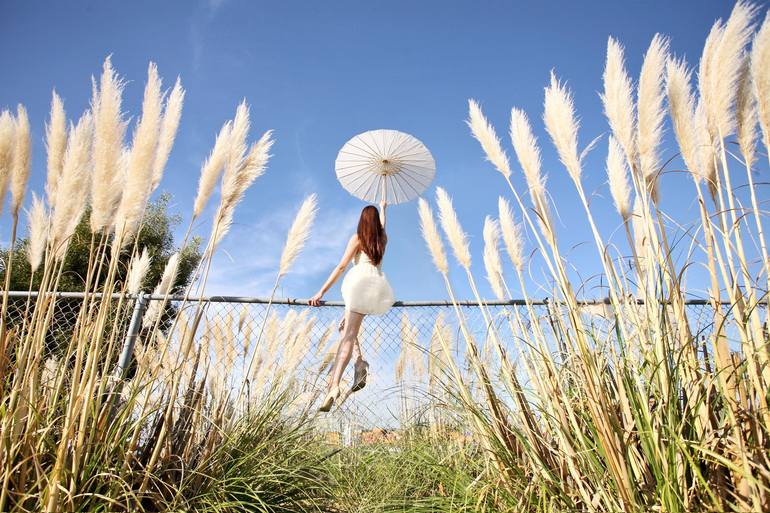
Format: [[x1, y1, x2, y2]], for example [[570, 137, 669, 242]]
[[352, 336, 363, 362], [327, 309, 365, 390]]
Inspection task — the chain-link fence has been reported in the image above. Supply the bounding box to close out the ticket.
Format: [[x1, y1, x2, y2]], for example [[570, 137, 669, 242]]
[[3, 291, 758, 445]]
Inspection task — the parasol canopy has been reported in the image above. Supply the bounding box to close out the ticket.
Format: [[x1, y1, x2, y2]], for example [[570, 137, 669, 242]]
[[335, 129, 435, 205]]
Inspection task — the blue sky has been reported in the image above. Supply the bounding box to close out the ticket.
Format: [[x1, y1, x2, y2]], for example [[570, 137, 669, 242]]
[[1, 0, 766, 302]]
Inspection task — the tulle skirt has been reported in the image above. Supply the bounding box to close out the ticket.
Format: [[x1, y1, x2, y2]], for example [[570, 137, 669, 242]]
[[341, 263, 395, 315]]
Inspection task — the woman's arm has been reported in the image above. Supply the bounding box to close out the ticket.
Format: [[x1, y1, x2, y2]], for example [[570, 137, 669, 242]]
[[379, 199, 386, 228], [308, 234, 359, 306]]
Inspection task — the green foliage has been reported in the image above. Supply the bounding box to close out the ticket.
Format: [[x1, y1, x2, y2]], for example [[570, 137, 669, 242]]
[[324, 428, 491, 513], [0, 193, 201, 294], [164, 390, 335, 513]]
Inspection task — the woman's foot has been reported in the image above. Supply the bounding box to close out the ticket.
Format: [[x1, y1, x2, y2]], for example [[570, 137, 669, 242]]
[[351, 359, 369, 392], [318, 385, 341, 412]]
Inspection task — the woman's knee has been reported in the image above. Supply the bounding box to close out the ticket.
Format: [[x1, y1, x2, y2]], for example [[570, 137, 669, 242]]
[[338, 336, 355, 353]]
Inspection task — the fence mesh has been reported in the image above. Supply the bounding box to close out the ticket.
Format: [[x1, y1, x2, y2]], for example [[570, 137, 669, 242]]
[[4, 292, 754, 446]]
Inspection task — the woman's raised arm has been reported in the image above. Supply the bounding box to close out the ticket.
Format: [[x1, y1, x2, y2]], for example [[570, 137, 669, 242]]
[[379, 199, 386, 228]]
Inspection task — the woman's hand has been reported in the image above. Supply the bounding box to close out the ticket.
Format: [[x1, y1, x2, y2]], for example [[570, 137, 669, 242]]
[[379, 198, 387, 210], [308, 291, 324, 307]]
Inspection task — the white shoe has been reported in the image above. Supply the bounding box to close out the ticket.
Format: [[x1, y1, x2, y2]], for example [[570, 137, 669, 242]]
[[318, 385, 341, 412]]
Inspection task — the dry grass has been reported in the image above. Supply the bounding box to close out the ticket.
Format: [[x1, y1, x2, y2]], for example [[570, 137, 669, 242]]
[[0, 57, 328, 512], [436, 5, 770, 510]]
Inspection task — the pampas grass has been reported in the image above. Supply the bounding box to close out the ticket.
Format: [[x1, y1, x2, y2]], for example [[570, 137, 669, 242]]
[[207, 103, 273, 254], [113, 63, 163, 246], [701, 1, 758, 139], [0, 111, 14, 215], [51, 111, 93, 259], [694, 101, 718, 189], [606, 136, 632, 220], [602, 37, 637, 164], [637, 34, 669, 199], [45, 91, 67, 207], [417, 197, 448, 274], [429, 12, 770, 510], [497, 197, 523, 271], [509, 107, 545, 199], [150, 77, 184, 192], [126, 247, 151, 294], [194, 121, 232, 218], [278, 193, 318, 277], [0, 57, 339, 513], [467, 99, 511, 178], [26, 192, 48, 273], [225, 101, 250, 180], [90, 56, 127, 233], [428, 312, 451, 384], [435, 187, 471, 269], [736, 55, 758, 168], [666, 57, 705, 181], [543, 72, 581, 183], [10, 104, 31, 217], [482, 216, 505, 300], [753, 12, 770, 159], [142, 252, 180, 328]]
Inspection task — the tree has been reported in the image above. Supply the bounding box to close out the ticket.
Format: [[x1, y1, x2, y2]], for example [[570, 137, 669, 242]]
[[1, 193, 202, 355], [1, 193, 201, 294]]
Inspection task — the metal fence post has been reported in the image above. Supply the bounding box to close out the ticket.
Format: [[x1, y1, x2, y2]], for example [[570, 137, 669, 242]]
[[115, 292, 149, 379]]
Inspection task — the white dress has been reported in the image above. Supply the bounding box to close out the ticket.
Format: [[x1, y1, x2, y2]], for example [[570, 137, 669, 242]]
[[341, 250, 395, 315]]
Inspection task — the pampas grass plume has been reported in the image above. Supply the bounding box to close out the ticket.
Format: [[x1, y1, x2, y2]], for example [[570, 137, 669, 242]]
[[736, 55, 758, 168], [509, 107, 545, 198], [150, 77, 185, 192], [127, 247, 151, 295], [666, 57, 704, 181], [606, 136, 632, 220], [194, 121, 232, 218], [751, 12, 770, 159], [482, 216, 505, 300], [45, 91, 68, 207], [497, 197, 524, 271], [417, 197, 448, 274], [467, 99, 511, 178], [543, 72, 582, 183], [11, 104, 31, 217], [208, 129, 274, 253], [0, 111, 15, 216], [143, 252, 180, 328], [278, 193, 318, 277], [223, 100, 250, 186], [26, 193, 49, 273], [51, 112, 94, 259], [637, 34, 670, 200], [694, 101, 718, 191], [90, 56, 127, 232], [700, 2, 758, 138], [602, 37, 637, 164], [435, 187, 471, 269], [113, 62, 163, 245]]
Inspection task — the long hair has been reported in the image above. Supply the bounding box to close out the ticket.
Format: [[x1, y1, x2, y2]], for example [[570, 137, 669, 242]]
[[357, 205, 387, 265]]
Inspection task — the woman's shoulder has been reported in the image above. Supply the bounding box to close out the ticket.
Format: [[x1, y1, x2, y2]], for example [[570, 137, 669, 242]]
[[347, 233, 361, 252]]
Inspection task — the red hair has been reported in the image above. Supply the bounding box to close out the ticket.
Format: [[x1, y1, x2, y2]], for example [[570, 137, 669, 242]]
[[357, 205, 387, 265]]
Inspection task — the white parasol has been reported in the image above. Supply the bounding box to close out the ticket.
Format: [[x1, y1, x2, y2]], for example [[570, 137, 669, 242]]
[[335, 129, 435, 205]]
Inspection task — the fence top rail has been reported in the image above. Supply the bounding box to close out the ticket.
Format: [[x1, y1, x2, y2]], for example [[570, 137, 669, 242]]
[[1, 290, 742, 307]]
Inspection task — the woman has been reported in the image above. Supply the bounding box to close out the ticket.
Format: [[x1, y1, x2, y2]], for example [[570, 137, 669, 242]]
[[308, 199, 395, 412]]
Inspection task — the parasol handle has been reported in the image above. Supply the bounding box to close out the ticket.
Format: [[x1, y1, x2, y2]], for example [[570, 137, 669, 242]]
[[381, 175, 387, 205]]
